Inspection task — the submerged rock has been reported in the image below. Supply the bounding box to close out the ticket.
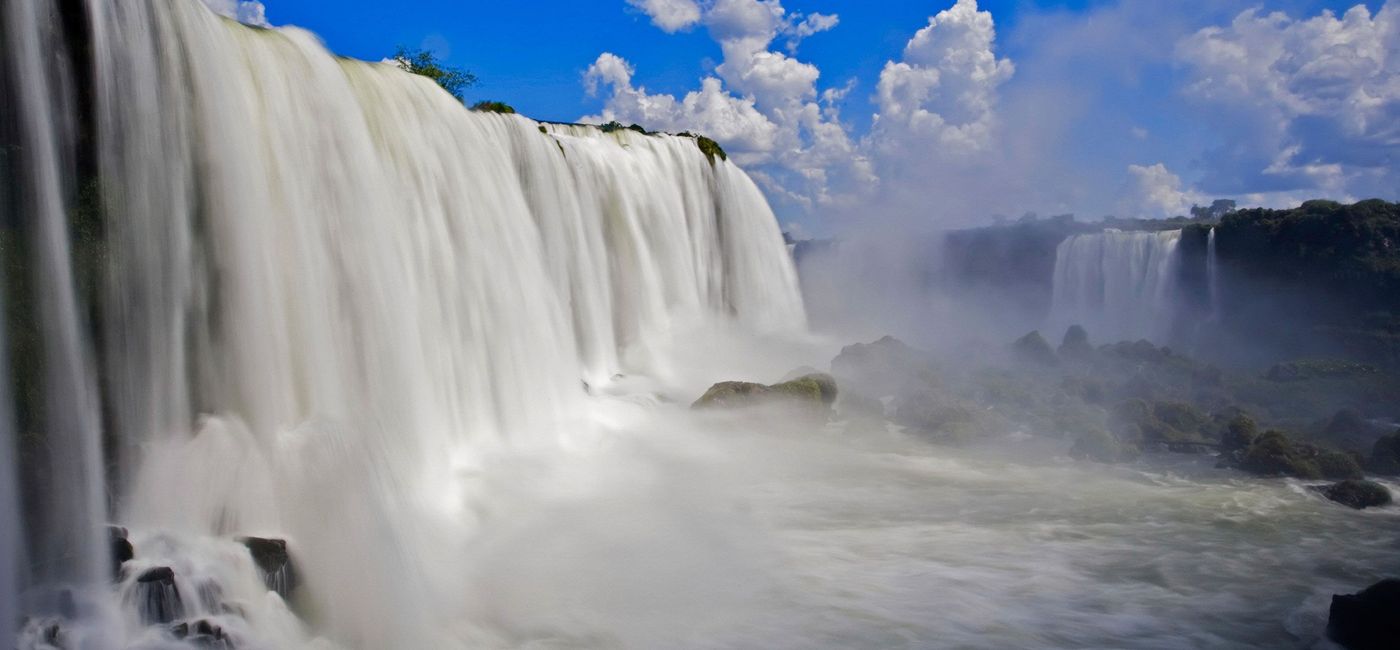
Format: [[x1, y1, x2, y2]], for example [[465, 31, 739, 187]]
[[239, 537, 298, 598], [1328, 579, 1400, 649], [135, 566, 184, 625], [1320, 480, 1393, 510]]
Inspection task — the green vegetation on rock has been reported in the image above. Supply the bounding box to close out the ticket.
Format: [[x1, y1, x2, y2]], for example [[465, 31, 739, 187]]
[[470, 100, 516, 114], [695, 135, 727, 165]]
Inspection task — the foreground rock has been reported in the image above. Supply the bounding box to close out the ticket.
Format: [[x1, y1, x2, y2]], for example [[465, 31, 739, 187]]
[[1012, 330, 1058, 366], [692, 373, 838, 419], [1329, 579, 1400, 650], [108, 525, 134, 579], [1233, 430, 1364, 480], [239, 536, 298, 598], [1320, 480, 1393, 510], [135, 566, 184, 625]]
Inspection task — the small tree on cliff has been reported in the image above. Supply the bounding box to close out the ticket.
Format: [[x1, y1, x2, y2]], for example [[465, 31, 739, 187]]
[[391, 46, 477, 101]]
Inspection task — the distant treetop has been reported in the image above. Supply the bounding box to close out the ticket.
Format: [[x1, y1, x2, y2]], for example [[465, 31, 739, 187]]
[[392, 46, 477, 101]]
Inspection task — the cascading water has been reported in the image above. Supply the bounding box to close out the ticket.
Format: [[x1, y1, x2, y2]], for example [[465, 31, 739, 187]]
[[4, 0, 805, 647], [1048, 229, 1183, 344], [1206, 226, 1221, 321]]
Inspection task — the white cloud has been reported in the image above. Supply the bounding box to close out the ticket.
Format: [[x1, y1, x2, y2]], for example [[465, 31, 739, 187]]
[[1121, 163, 1204, 218], [871, 0, 1015, 156], [1176, 2, 1399, 197], [200, 0, 271, 27], [583, 0, 870, 210], [625, 0, 703, 33]]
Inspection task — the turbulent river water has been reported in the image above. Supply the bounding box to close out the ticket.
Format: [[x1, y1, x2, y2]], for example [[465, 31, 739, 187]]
[[2, 1, 1398, 648]]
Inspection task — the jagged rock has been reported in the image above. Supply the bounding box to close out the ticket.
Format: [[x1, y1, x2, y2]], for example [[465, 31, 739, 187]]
[[1320, 480, 1393, 510], [239, 537, 298, 598], [1368, 430, 1400, 475], [108, 525, 134, 579], [1328, 579, 1400, 649], [1057, 325, 1094, 359], [135, 566, 184, 625], [1012, 331, 1057, 366], [830, 336, 935, 398]]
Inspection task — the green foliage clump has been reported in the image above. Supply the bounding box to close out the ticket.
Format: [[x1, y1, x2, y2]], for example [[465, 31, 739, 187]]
[[470, 100, 516, 114], [695, 135, 727, 165], [391, 46, 477, 101]]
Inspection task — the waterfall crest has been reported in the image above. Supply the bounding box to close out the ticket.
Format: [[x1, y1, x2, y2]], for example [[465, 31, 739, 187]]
[[1048, 229, 1183, 343], [3, 0, 805, 646]]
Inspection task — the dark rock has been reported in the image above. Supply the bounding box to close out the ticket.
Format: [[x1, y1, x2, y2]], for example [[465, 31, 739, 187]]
[[1220, 414, 1259, 452], [239, 537, 298, 598], [1316, 450, 1367, 480], [1057, 325, 1094, 360], [1321, 480, 1392, 510], [1238, 431, 1322, 479], [1012, 330, 1058, 366], [1368, 430, 1400, 475], [108, 525, 133, 579], [134, 566, 184, 625], [1328, 579, 1400, 649]]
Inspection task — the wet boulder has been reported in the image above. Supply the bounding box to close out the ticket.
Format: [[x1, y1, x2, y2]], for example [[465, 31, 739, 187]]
[[691, 381, 770, 409], [1328, 579, 1400, 649], [108, 525, 134, 579], [1368, 430, 1400, 475], [134, 566, 184, 625], [239, 537, 298, 598], [1219, 414, 1259, 452], [1057, 325, 1094, 360], [1320, 480, 1393, 510], [1012, 330, 1058, 367], [1238, 431, 1322, 479], [692, 373, 837, 413]]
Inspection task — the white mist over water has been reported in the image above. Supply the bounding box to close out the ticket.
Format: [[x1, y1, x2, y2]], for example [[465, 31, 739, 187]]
[[1049, 229, 1184, 344]]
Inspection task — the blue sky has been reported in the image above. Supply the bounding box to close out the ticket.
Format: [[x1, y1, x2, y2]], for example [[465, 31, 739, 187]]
[[236, 0, 1397, 233]]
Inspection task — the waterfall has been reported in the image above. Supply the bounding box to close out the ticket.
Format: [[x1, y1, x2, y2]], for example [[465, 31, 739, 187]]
[[1049, 229, 1183, 344], [3, 0, 806, 647], [1206, 227, 1221, 321]]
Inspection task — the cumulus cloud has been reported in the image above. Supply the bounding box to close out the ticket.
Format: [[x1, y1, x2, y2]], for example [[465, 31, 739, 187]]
[[1176, 2, 1399, 198], [584, 0, 871, 210], [625, 0, 703, 33], [1121, 163, 1204, 218], [871, 0, 1014, 155], [200, 0, 270, 27]]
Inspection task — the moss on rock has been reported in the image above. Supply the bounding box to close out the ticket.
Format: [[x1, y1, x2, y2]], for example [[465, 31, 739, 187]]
[[695, 135, 727, 165]]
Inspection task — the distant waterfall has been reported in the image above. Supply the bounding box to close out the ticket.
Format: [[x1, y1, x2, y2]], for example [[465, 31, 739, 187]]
[[2, 0, 806, 647], [1049, 230, 1183, 343], [1207, 227, 1221, 321]]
